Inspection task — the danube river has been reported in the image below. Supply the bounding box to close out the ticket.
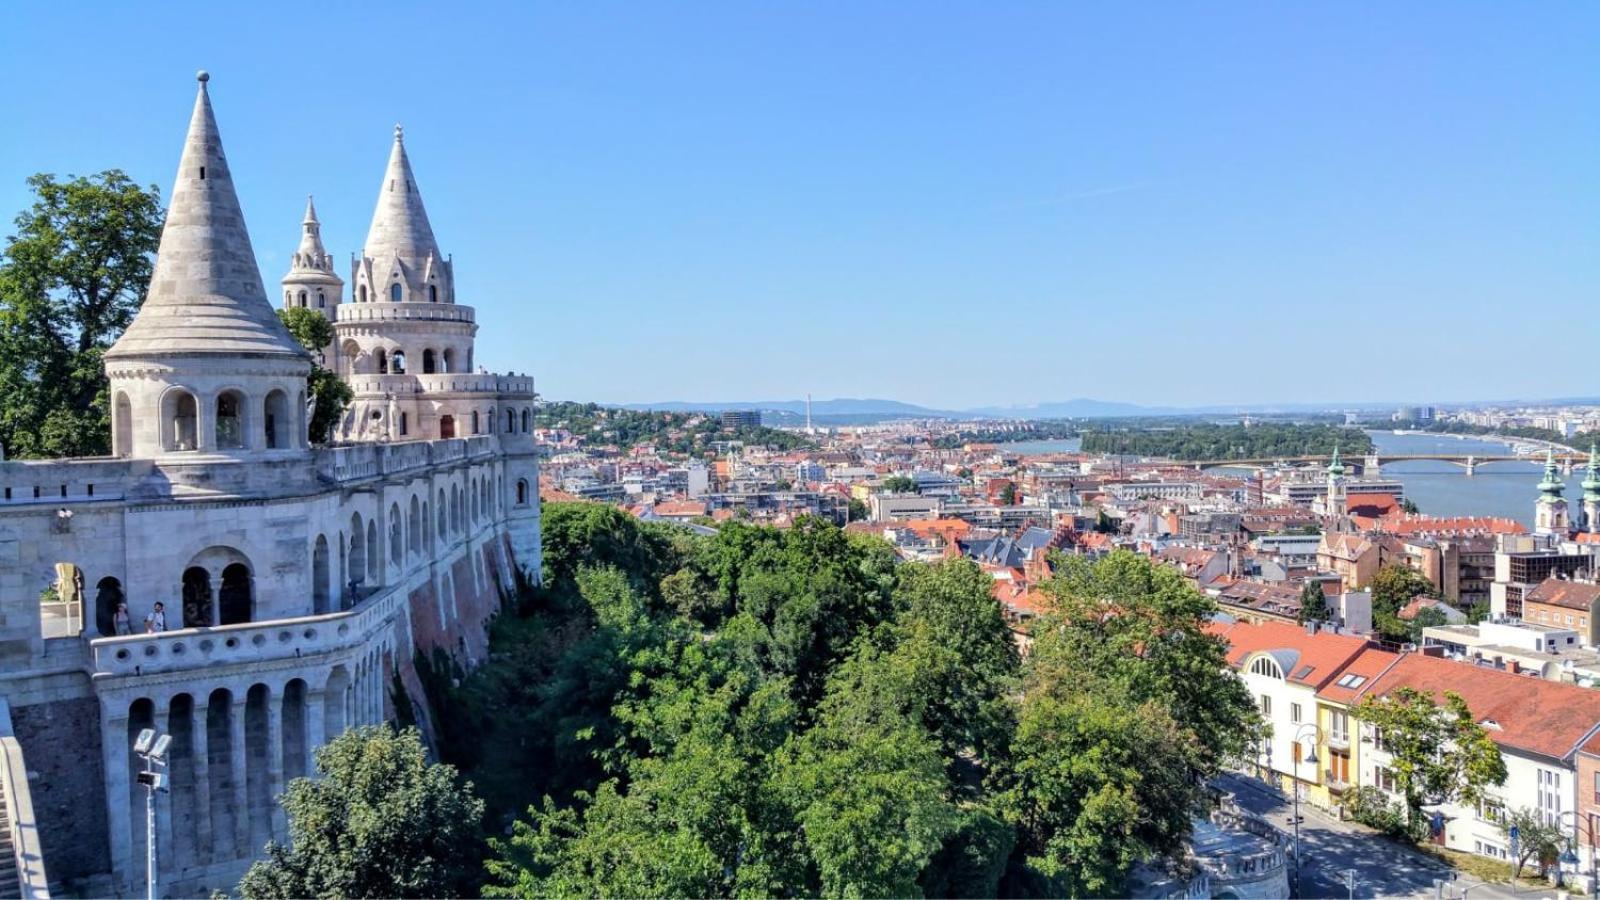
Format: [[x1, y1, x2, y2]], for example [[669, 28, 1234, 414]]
[[1001, 432, 1580, 528]]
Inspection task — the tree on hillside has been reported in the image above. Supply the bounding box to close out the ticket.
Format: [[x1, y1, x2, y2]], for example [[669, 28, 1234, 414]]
[[277, 307, 351, 443], [0, 171, 162, 457], [1297, 581, 1329, 624], [238, 726, 486, 899], [1354, 687, 1506, 837]]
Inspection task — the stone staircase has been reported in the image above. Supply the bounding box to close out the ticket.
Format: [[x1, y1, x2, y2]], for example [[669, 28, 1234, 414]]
[[0, 774, 20, 900]]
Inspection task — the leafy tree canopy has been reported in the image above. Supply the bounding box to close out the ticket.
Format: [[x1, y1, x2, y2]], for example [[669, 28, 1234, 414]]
[[1354, 687, 1506, 832]]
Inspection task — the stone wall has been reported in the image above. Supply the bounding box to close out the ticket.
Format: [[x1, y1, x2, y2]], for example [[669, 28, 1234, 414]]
[[13, 696, 108, 886]]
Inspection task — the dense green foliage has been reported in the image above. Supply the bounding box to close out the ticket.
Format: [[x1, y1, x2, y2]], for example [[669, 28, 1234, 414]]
[[882, 474, 919, 493], [1501, 806, 1565, 878], [535, 400, 814, 454], [277, 307, 352, 443], [931, 421, 1077, 450], [1421, 420, 1572, 447], [1354, 687, 1506, 836], [400, 506, 1260, 897], [1369, 563, 1438, 643], [1080, 422, 1373, 461], [1297, 580, 1328, 624], [0, 172, 163, 458], [238, 726, 486, 898]]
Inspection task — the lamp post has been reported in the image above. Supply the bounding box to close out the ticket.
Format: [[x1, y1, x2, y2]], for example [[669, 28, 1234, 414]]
[[1292, 723, 1320, 898], [134, 728, 171, 900], [1555, 810, 1582, 890]]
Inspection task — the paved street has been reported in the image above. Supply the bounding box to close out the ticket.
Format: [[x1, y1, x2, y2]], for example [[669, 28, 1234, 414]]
[[1216, 773, 1540, 900]]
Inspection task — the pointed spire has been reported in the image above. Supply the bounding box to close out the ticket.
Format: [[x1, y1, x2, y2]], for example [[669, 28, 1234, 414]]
[[1327, 445, 1345, 477], [293, 194, 330, 268], [362, 122, 442, 268], [1538, 449, 1566, 502], [303, 194, 319, 225], [109, 72, 306, 360], [1583, 445, 1600, 501]]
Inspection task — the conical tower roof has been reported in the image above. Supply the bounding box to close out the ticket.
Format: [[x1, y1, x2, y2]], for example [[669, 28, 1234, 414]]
[[109, 72, 307, 360], [1538, 449, 1566, 502], [287, 195, 339, 277], [363, 125, 441, 265]]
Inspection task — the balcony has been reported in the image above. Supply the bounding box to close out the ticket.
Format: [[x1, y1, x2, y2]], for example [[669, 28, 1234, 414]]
[[1326, 731, 1351, 751], [1323, 770, 1351, 793], [89, 587, 407, 678]]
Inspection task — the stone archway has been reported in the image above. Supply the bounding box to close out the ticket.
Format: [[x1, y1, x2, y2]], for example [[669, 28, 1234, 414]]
[[220, 563, 252, 625]]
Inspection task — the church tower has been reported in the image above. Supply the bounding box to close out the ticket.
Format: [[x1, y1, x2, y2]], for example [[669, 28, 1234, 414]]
[[104, 72, 311, 459], [1535, 450, 1571, 536], [1325, 446, 1347, 517], [280, 196, 344, 371], [1581, 445, 1600, 533]]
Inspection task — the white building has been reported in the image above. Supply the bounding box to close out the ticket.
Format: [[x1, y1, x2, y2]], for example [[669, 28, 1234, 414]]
[[0, 73, 541, 896]]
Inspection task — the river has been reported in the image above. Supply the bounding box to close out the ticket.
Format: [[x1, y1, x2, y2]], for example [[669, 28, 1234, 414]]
[[1001, 432, 1582, 528]]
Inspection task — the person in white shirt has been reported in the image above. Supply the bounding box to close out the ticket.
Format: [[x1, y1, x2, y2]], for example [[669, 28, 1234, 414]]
[[144, 601, 167, 633]]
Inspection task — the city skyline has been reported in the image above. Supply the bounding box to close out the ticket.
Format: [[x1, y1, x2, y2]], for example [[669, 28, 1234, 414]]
[[4, 2, 1597, 407]]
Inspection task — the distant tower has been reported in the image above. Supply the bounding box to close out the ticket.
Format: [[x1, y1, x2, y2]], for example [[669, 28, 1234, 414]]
[[1582, 445, 1600, 533], [281, 196, 344, 371], [806, 393, 813, 433], [1535, 449, 1571, 536], [1325, 446, 1347, 516]]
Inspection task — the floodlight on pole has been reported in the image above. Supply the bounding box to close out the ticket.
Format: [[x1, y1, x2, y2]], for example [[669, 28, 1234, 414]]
[[134, 730, 171, 900], [133, 728, 155, 755], [149, 734, 172, 762]]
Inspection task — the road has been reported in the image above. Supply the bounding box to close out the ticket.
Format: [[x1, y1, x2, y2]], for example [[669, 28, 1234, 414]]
[[1216, 773, 1536, 900]]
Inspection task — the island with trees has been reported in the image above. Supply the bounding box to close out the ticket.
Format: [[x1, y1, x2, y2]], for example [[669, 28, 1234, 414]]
[[1080, 422, 1374, 461]]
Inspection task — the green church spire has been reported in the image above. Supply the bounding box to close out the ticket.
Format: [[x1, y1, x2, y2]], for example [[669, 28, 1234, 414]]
[[1583, 445, 1600, 502], [1538, 449, 1566, 503], [1327, 445, 1345, 477]]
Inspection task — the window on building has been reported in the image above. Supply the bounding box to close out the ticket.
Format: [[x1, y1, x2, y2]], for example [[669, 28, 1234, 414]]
[[1330, 709, 1349, 743], [359, 285, 368, 302], [298, 290, 307, 307], [1260, 695, 1272, 717], [1538, 769, 1562, 825], [390, 283, 402, 302], [1291, 703, 1302, 724], [317, 291, 326, 308], [1479, 798, 1507, 824], [1375, 766, 1398, 793], [400, 412, 408, 436], [429, 284, 438, 302], [40, 562, 84, 639]]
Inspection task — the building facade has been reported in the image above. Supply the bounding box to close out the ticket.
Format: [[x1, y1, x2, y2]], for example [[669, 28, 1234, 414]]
[[0, 73, 541, 896]]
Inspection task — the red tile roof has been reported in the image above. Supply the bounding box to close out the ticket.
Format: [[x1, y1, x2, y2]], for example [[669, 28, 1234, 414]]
[[1315, 645, 1403, 706], [1525, 578, 1600, 612], [1207, 620, 1370, 689], [1360, 653, 1600, 760]]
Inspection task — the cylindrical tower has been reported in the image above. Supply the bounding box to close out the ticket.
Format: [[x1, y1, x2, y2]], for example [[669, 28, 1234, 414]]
[[280, 196, 344, 371]]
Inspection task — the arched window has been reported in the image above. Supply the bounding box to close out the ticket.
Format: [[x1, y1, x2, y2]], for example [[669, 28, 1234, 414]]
[[366, 520, 379, 583], [390, 283, 402, 302], [439, 414, 455, 440], [429, 284, 438, 302], [215, 391, 245, 449], [471, 411, 480, 435], [516, 479, 529, 506], [317, 291, 326, 308], [113, 392, 133, 456], [437, 490, 447, 538], [423, 349, 436, 374], [349, 513, 367, 588], [505, 409, 514, 433], [521, 408, 531, 433], [94, 576, 124, 637], [264, 390, 290, 450], [165, 389, 199, 451], [408, 495, 422, 556], [220, 562, 253, 625], [359, 284, 368, 302], [298, 290, 308, 308], [1249, 656, 1284, 679], [389, 504, 403, 566], [285, 290, 292, 305], [312, 535, 331, 615], [375, 348, 388, 375], [441, 348, 455, 373], [391, 351, 406, 375], [181, 567, 213, 628]]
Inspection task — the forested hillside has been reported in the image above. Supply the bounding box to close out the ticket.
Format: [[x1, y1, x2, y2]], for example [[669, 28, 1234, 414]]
[[535, 400, 814, 453]]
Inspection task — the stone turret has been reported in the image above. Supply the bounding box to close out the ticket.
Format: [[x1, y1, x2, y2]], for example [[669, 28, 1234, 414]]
[[1535, 449, 1570, 536], [350, 125, 453, 307], [104, 72, 312, 458], [281, 196, 344, 370]]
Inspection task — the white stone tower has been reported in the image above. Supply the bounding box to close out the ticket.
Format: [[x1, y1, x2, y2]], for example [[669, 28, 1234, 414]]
[[280, 196, 344, 371], [104, 71, 312, 459], [1536, 450, 1571, 536]]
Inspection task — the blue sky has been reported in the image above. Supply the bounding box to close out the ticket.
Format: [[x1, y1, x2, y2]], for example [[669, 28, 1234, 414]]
[[3, 2, 1596, 409]]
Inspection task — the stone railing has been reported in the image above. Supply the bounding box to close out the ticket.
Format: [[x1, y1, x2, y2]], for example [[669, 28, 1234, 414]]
[[0, 700, 50, 898], [335, 302, 475, 325], [0, 457, 147, 507], [315, 436, 501, 484], [89, 586, 407, 678]]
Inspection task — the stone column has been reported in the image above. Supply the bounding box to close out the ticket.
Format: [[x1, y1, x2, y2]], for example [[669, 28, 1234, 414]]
[[229, 694, 249, 862], [100, 707, 134, 894], [191, 697, 212, 866], [266, 686, 286, 840], [209, 567, 223, 627], [196, 398, 214, 453], [305, 690, 326, 765]]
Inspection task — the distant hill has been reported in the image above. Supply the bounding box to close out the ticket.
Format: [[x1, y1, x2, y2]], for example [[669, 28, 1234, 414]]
[[620, 398, 962, 419]]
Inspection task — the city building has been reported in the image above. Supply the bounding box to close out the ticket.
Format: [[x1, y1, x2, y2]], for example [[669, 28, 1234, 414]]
[[720, 410, 762, 429]]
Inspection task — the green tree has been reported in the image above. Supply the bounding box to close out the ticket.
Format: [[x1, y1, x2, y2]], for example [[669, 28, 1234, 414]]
[[0, 171, 162, 457], [238, 725, 486, 899], [1354, 687, 1506, 836], [1406, 605, 1451, 643], [847, 497, 869, 522], [276, 307, 351, 444], [998, 482, 1018, 505], [882, 475, 918, 494], [1400, 497, 1420, 515], [1369, 564, 1436, 641], [1297, 580, 1329, 624], [1501, 807, 1565, 879]]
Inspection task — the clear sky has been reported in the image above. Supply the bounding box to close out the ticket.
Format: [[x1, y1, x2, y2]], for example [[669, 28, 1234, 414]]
[[3, 2, 1596, 410]]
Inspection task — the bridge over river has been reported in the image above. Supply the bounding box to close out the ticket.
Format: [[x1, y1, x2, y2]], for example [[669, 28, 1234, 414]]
[[1188, 451, 1584, 476]]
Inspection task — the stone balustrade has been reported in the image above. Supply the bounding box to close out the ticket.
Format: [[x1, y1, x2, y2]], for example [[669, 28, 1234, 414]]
[[0, 457, 147, 507], [344, 373, 526, 395], [335, 302, 475, 324], [89, 586, 406, 678], [314, 435, 500, 484]]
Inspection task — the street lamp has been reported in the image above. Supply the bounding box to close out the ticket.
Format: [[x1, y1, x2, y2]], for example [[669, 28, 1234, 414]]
[[1553, 810, 1583, 890], [134, 728, 170, 900], [1292, 723, 1321, 898]]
